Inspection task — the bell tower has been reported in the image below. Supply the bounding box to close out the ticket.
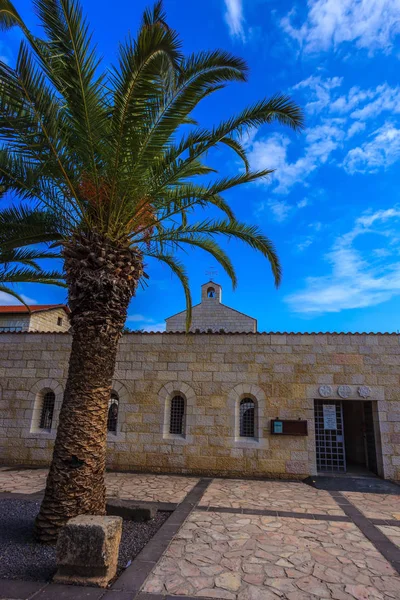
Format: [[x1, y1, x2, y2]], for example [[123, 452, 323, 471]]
[[201, 281, 222, 304]]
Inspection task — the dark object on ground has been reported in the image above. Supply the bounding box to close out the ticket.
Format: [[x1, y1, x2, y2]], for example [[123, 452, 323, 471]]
[[106, 499, 156, 521], [0, 499, 169, 582], [304, 475, 400, 494]]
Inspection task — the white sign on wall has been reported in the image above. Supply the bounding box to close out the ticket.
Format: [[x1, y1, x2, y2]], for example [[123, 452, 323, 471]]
[[323, 404, 337, 430]]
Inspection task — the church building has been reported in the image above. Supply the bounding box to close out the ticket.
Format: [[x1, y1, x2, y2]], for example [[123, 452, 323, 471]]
[[166, 281, 256, 333], [0, 281, 399, 482]]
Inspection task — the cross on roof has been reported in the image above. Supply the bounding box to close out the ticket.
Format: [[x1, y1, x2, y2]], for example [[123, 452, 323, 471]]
[[206, 267, 218, 280]]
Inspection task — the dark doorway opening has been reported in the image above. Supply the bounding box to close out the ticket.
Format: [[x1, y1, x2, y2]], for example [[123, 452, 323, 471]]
[[315, 400, 378, 476], [343, 400, 378, 475]]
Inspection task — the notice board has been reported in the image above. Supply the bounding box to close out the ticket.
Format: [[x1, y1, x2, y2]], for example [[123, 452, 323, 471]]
[[323, 405, 337, 430], [270, 419, 308, 436]]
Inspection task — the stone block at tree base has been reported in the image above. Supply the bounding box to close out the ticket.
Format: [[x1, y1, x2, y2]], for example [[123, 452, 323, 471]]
[[54, 515, 122, 588], [106, 499, 156, 521]]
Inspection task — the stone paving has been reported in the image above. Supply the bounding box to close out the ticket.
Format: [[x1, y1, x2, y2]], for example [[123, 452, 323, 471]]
[[144, 510, 400, 599], [0, 468, 198, 504], [199, 479, 345, 516], [105, 472, 199, 503], [0, 468, 47, 494], [1, 469, 400, 600], [343, 492, 400, 521]]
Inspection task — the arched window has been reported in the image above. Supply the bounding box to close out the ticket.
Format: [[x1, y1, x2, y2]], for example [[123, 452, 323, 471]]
[[107, 392, 119, 433], [170, 395, 185, 435], [240, 398, 255, 438], [207, 287, 215, 298], [39, 391, 55, 431]]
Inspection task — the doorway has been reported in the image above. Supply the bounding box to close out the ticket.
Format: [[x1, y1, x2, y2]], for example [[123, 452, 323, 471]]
[[314, 399, 378, 475]]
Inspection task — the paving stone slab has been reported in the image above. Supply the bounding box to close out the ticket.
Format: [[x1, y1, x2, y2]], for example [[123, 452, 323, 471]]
[[199, 479, 345, 516], [143, 510, 400, 600], [343, 492, 400, 521]]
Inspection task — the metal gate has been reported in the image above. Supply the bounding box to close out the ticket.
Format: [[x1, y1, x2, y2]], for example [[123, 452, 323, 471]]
[[314, 400, 346, 473]]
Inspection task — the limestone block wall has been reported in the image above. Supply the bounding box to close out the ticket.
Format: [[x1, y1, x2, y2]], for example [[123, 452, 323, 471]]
[[29, 308, 70, 332], [0, 309, 69, 333], [0, 331, 399, 480], [166, 303, 256, 333]]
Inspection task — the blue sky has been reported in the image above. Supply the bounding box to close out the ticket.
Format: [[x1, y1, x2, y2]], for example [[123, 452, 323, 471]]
[[2, 0, 400, 333]]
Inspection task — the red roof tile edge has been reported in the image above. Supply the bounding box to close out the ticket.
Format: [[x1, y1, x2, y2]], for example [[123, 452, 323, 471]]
[[0, 304, 70, 314]]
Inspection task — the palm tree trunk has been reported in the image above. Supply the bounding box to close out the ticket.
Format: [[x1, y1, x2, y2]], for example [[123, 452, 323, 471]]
[[34, 232, 143, 543]]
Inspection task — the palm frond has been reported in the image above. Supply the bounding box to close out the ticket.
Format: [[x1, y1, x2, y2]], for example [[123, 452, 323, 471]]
[[144, 219, 282, 286], [144, 251, 192, 330], [0, 0, 303, 317], [0, 283, 30, 308], [0, 0, 24, 31], [0, 205, 63, 249]]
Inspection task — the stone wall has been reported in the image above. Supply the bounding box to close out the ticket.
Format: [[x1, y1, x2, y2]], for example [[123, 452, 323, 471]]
[[29, 308, 70, 332], [0, 309, 69, 333], [166, 283, 256, 333], [0, 331, 399, 480]]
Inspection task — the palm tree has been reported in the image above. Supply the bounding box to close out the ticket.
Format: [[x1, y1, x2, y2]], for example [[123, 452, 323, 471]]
[[0, 206, 65, 305], [0, 0, 303, 542]]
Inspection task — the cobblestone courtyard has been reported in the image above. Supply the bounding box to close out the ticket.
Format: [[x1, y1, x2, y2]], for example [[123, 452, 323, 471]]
[[0, 468, 399, 600]]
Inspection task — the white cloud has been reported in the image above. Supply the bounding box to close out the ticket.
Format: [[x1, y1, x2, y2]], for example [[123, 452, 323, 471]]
[[247, 77, 400, 215], [127, 313, 154, 322], [347, 121, 366, 138], [343, 123, 400, 173], [294, 76, 343, 114], [282, 0, 400, 55], [142, 322, 166, 333], [0, 292, 37, 306], [248, 123, 343, 195], [296, 237, 314, 251], [224, 0, 245, 40], [331, 84, 400, 120], [285, 208, 400, 313], [297, 198, 310, 209]]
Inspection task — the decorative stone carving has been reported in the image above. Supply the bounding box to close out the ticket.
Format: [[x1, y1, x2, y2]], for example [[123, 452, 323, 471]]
[[338, 385, 351, 399], [358, 386, 371, 398], [319, 385, 333, 398]]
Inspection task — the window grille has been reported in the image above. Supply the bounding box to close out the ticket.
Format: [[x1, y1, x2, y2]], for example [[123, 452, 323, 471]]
[[39, 391, 55, 430], [0, 326, 22, 332], [240, 398, 255, 438], [107, 392, 119, 433], [170, 395, 185, 435]]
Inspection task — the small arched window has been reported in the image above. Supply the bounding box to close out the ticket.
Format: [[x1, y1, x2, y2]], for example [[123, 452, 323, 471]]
[[39, 391, 55, 431], [170, 395, 185, 435], [207, 287, 215, 298], [107, 392, 119, 433], [240, 398, 255, 438]]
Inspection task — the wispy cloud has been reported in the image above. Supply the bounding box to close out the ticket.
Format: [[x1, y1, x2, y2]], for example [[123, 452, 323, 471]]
[[126, 313, 166, 332], [247, 123, 344, 195], [0, 292, 37, 306], [282, 0, 400, 55], [343, 123, 400, 174], [142, 322, 166, 333], [285, 208, 400, 314], [224, 0, 245, 40], [127, 313, 154, 323], [248, 76, 400, 214]]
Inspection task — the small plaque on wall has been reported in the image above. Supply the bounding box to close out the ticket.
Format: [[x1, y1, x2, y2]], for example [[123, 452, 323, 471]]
[[270, 419, 308, 436]]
